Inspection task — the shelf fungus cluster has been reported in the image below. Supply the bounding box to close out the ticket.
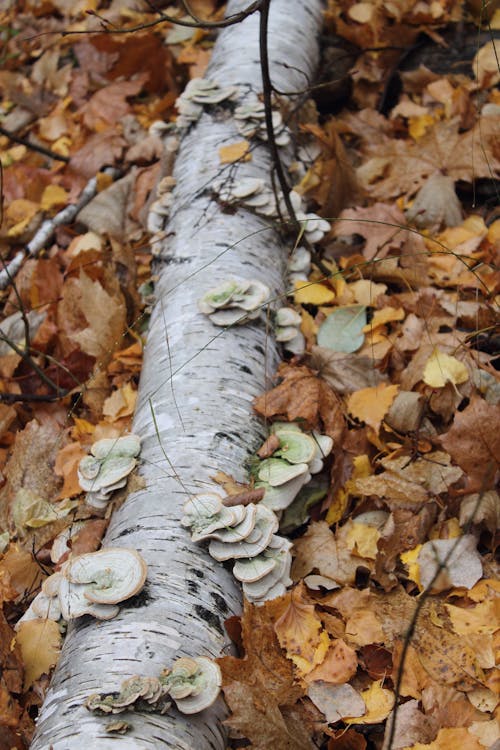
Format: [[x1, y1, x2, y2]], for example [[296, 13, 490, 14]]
[[181, 493, 292, 603], [275, 307, 304, 355], [86, 656, 222, 717], [77, 434, 141, 510], [175, 78, 238, 129], [255, 422, 333, 512], [213, 176, 278, 217], [16, 548, 147, 626], [198, 277, 270, 327], [234, 96, 290, 146]]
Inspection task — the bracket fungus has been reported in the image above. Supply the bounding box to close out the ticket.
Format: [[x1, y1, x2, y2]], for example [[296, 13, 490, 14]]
[[255, 422, 333, 512], [213, 177, 277, 217], [77, 434, 141, 510], [182, 490, 292, 604], [288, 246, 311, 283], [198, 278, 270, 326], [234, 96, 290, 146], [275, 307, 305, 355], [86, 656, 222, 717], [17, 548, 148, 627], [175, 78, 238, 129]]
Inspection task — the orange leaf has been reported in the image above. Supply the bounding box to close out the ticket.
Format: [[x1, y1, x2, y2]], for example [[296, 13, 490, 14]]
[[219, 141, 251, 164]]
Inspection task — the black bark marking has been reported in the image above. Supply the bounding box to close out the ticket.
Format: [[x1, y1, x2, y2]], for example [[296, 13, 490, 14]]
[[194, 605, 223, 635], [210, 591, 229, 615]]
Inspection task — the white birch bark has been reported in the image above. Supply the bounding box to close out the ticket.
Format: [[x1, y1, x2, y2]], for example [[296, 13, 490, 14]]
[[30, 2, 323, 747]]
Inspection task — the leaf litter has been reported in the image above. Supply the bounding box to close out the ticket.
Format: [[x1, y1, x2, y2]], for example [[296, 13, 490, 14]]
[[0, 0, 498, 748]]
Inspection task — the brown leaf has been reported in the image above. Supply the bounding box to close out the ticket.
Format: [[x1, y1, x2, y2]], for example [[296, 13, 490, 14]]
[[333, 203, 409, 260], [292, 521, 365, 585], [440, 396, 500, 490], [218, 600, 307, 749], [69, 131, 127, 180], [80, 76, 147, 131], [308, 347, 386, 394], [304, 638, 358, 684], [274, 584, 324, 664], [254, 364, 345, 442]]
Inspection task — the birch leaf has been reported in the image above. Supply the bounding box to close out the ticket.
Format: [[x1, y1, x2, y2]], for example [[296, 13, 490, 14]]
[[347, 383, 399, 433], [345, 681, 395, 725], [423, 349, 468, 388]]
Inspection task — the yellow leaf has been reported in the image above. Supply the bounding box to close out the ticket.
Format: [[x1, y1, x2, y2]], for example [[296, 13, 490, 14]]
[[423, 349, 469, 388], [345, 681, 394, 724], [445, 599, 500, 635], [294, 280, 335, 305], [325, 488, 348, 525], [409, 113, 435, 141], [274, 584, 328, 675], [347, 383, 399, 433], [345, 522, 380, 559], [362, 306, 405, 331], [40, 184, 68, 212], [103, 382, 137, 421], [327, 454, 371, 524], [401, 726, 484, 750], [219, 140, 251, 164], [401, 546, 422, 587], [16, 619, 62, 689]]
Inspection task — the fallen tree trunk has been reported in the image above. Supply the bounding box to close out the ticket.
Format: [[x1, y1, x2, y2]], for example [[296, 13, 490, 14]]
[[31, 1, 322, 747]]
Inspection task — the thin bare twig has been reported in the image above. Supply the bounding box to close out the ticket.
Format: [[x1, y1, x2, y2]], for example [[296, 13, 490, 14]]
[[0, 124, 70, 163]]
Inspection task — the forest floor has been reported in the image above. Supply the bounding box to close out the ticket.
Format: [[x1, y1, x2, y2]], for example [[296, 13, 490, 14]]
[[0, 1, 498, 748]]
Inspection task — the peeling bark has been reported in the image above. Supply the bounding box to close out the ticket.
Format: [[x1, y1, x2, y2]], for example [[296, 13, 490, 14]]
[[30, 1, 322, 747]]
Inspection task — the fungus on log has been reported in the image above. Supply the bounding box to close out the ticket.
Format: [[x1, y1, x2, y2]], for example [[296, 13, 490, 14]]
[[30, 1, 323, 747]]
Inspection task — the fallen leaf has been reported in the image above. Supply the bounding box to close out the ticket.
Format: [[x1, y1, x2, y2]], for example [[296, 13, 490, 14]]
[[40, 184, 68, 212], [333, 203, 409, 260], [399, 726, 484, 750], [304, 638, 358, 684], [292, 521, 367, 585], [440, 396, 500, 489], [308, 681, 366, 722], [274, 584, 325, 667], [413, 535, 483, 593], [345, 681, 395, 724], [383, 699, 438, 750], [254, 363, 345, 442], [317, 306, 367, 353], [54, 441, 87, 498], [422, 349, 469, 388], [219, 140, 251, 163], [15, 619, 62, 690], [294, 280, 336, 305], [347, 383, 399, 433], [102, 383, 137, 421], [309, 347, 386, 394]]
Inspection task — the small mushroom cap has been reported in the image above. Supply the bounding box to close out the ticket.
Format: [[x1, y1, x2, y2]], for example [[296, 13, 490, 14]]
[[63, 548, 147, 605], [231, 178, 265, 199], [258, 458, 309, 487], [283, 331, 305, 355], [242, 545, 292, 602], [232, 555, 276, 583], [275, 431, 316, 465], [208, 505, 279, 561], [276, 325, 301, 343], [258, 473, 308, 511], [288, 246, 311, 273], [208, 308, 248, 326], [275, 307, 302, 327], [173, 657, 222, 715], [91, 435, 141, 459], [199, 503, 258, 543], [233, 280, 270, 311]]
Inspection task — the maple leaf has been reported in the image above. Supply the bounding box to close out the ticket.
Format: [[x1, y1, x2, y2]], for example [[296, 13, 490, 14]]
[[440, 396, 500, 490], [254, 363, 345, 442], [218, 601, 308, 749]]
